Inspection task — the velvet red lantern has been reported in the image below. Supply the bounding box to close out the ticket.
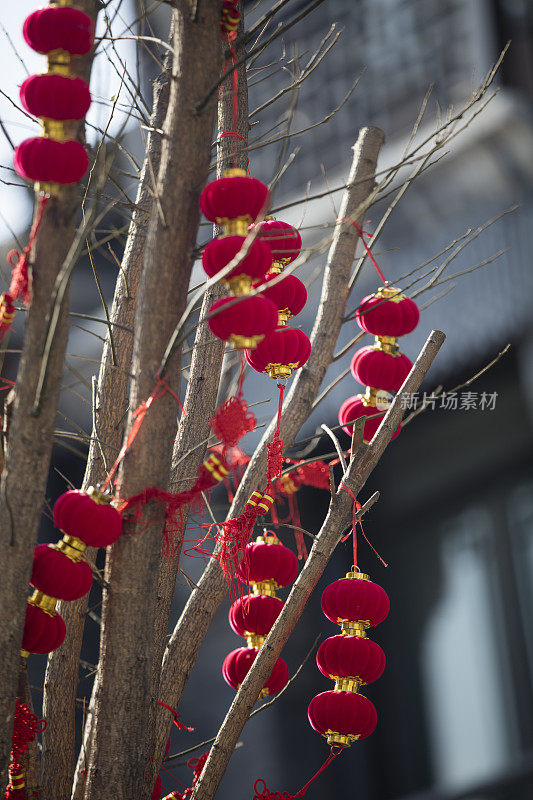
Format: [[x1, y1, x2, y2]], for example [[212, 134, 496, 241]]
[[229, 594, 284, 640], [222, 647, 288, 696], [235, 534, 298, 590], [253, 219, 302, 269], [321, 572, 390, 634], [308, 690, 377, 746], [31, 544, 93, 602], [20, 74, 91, 121], [316, 635, 385, 688], [53, 489, 123, 548], [208, 295, 278, 349], [356, 286, 419, 337], [254, 273, 307, 325], [14, 138, 89, 185], [338, 394, 401, 444], [350, 346, 412, 392], [200, 169, 270, 232], [21, 600, 66, 655], [202, 237, 272, 293], [23, 7, 95, 55], [245, 326, 311, 379]]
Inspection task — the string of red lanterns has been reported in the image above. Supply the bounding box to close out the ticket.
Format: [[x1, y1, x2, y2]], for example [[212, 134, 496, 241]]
[[15, 4, 94, 187], [339, 286, 420, 442], [308, 568, 389, 746], [20, 488, 123, 657], [223, 532, 298, 698]]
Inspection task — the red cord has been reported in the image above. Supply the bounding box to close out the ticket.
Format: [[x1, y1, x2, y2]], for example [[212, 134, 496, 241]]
[[253, 746, 342, 799], [338, 217, 387, 284], [340, 485, 388, 568]]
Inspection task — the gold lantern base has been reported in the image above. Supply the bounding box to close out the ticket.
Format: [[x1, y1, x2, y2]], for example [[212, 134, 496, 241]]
[[323, 730, 359, 747]]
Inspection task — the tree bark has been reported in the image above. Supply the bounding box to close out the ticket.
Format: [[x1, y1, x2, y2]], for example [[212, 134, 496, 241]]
[[151, 0, 249, 767], [0, 1, 100, 784], [83, 4, 222, 799], [41, 62, 172, 800], [157, 126, 386, 726], [191, 329, 446, 800]]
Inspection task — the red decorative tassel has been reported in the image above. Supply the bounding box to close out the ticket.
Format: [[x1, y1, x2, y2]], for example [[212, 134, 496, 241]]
[[119, 451, 230, 560], [0, 194, 49, 343], [4, 700, 46, 800], [161, 751, 210, 800], [214, 384, 285, 585]]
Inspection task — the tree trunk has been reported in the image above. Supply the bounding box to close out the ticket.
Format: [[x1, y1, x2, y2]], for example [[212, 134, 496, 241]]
[[83, 4, 222, 798], [41, 61, 172, 800]]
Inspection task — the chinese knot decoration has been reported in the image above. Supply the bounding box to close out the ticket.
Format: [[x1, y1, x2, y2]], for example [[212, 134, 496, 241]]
[[15, 3, 94, 187], [5, 699, 46, 800], [307, 569, 389, 746], [20, 488, 122, 657], [223, 532, 298, 698], [339, 286, 419, 443]]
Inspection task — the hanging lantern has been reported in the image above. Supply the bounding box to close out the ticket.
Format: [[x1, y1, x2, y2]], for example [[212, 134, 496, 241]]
[[200, 169, 270, 235], [202, 236, 272, 294], [53, 488, 123, 548], [245, 326, 311, 379], [229, 593, 284, 647], [338, 394, 401, 444], [21, 598, 66, 655], [223, 647, 288, 696], [20, 74, 91, 122], [31, 544, 93, 602], [350, 345, 412, 393], [356, 286, 419, 337], [23, 7, 95, 56], [235, 533, 298, 595], [208, 295, 278, 349], [254, 273, 307, 325], [321, 570, 390, 635], [252, 219, 302, 273], [14, 138, 89, 185], [316, 635, 385, 691], [308, 690, 377, 746]]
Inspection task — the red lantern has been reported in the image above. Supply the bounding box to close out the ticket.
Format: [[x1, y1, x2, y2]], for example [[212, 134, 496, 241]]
[[23, 7, 95, 55], [14, 138, 89, 185], [245, 326, 311, 379], [222, 647, 288, 696], [229, 594, 284, 640], [254, 274, 307, 325], [20, 74, 91, 121], [252, 219, 302, 270], [208, 295, 278, 349], [53, 489, 123, 548], [308, 690, 377, 746], [31, 544, 93, 602], [21, 600, 66, 655], [356, 287, 419, 337], [316, 635, 385, 688], [235, 534, 298, 591], [350, 346, 412, 392], [202, 237, 272, 293], [200, 169, 270, 233], [321, 572, 390, 634], [338, 394, 401, 444]]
